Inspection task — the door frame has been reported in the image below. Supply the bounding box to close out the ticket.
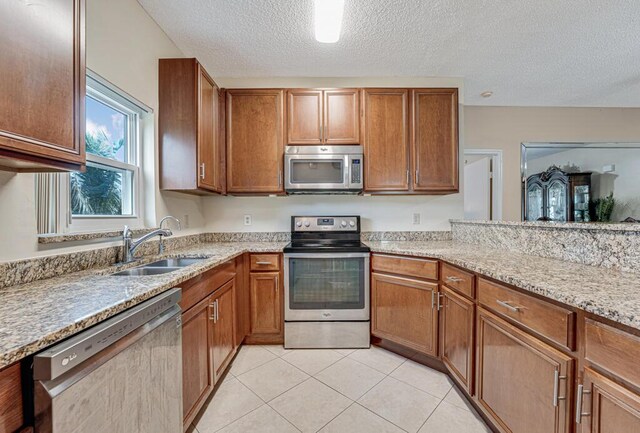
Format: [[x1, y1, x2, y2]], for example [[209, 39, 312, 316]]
[[463, 149, 503, 220]]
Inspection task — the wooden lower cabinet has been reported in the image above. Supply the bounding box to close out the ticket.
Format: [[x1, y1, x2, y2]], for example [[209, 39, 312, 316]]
[[440, 285, 474, 393], [249, 272, 282, 338], [476, 307, 574, 433], [235, 255, 251, 345], [212, 280, 237, 379], [371, 272, 438, 356], [579, 368, 640, 433], [181, 295, 215, 427]]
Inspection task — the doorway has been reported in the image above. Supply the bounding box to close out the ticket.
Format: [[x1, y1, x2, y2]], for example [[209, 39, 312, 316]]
[[463, 149, 503, 220]]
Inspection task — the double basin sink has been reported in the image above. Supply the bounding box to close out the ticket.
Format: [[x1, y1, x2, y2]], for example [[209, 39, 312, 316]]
[[112, 258, 206, 276]]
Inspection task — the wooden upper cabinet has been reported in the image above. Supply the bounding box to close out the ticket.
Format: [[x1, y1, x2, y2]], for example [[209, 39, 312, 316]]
[[476, 307, 574, 433], [226, 89, 284, 194], [159, 58, 224, 194], [411, 88, 459, 193], [371, 272, 438, 356], [287, 90, 323, 144], [0, 0, 85, 171], [324, 89, 360, 144], [286, 89, 359, 145], [580, 368, 640, 433], [362, 89, 410, 191]]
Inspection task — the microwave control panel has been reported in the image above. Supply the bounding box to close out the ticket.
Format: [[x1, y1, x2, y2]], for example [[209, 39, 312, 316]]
[[351, 158, 361, 184]]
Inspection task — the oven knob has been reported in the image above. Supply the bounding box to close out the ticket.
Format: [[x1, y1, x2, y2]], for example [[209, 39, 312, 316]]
[[349, 220, 356, 227], [304, 221, 310, 227], [341, 220, 347, 228], [296, 221, 302, 227]]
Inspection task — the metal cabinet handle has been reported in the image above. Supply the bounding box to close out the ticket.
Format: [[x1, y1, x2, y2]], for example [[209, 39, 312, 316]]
[[200, 163, 206, 179], [255, 261, 273, 265], [278, 169, 282, 187], [406, 170, 409, 185], [575, 384, 592, 424], [437, 293, 443, 311], [446, 276, 464, 283], [214, 299, 219, 322], [431, 291, 436, 309], [552, 370, 567, 407], [209, 301, 215, 321], [496, 300, 522, 313]]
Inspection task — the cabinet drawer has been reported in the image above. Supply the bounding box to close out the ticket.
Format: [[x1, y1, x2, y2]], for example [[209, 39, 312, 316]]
[[250, 254, 280, 271], [477, 278, 576, 351], [180, 260, 236, 312], [371, 254, 438, 280], [441, 262, 475, 298], [585, 319, 640, 388]]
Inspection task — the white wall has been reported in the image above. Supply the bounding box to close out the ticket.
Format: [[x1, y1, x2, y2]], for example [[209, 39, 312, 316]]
[[0, 0, 205, 261]]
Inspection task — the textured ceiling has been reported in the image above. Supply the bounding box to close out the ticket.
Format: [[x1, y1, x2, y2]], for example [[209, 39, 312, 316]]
[[138, 0, 640, 107]]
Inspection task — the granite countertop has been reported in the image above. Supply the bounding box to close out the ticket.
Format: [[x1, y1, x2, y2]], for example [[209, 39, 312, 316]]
[[1, 239, 639, 370], [0, 242, 286, 369], [366, 241, 640, 332]]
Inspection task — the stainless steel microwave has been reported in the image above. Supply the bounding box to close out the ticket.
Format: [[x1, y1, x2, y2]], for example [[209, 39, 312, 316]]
[[284, 146, 363, 194]]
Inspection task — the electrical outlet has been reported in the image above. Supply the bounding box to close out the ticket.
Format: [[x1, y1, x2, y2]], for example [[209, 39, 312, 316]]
[[182, 214, 190, 229], [244, 215, 252, 226], [412, 213, 421, 225]]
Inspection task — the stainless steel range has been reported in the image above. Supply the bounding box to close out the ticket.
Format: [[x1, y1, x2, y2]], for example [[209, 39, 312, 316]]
[[283, 216, 371, 349]]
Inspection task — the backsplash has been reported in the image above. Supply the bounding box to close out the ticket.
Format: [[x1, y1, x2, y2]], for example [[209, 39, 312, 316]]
[[451, 220, 640, 273], [361, 231, 452, 241]]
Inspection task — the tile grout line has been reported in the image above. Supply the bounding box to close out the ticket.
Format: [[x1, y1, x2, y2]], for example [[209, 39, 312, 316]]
[[312, 400, 358, 433], [416, 394, 448, 433], [352, 401, 412, 433]]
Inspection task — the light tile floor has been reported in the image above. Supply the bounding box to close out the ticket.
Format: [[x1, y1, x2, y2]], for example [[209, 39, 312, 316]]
[[193, 345, 491, 433]]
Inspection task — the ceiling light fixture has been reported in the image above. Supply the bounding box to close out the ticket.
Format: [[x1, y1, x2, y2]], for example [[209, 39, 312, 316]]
[[314, 0, 345, 43], [481, 91, 493, 98]]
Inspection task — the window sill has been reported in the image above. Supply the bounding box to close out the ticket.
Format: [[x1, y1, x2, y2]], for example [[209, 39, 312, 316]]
[[38, 227, 157, 244]]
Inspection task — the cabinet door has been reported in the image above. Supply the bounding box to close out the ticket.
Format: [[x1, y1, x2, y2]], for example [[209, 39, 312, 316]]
[[411, 89, 459, 192], [440, 286, 474, 393], [181, 296, 214, 425], [324, 89, 360, 144], [371, 273, 438, 356], [250, 272, 282, 335], [226, 89, 284, 193], [0, 0, 85, 170], [362, 89, 410, 191], [235, 255, 251, 345], [580, 368, 640, 433], [197, 66, 221, 191], [212, 280, 236, 379], [476, 307, 573, 433], [287, 90, 323, 145]]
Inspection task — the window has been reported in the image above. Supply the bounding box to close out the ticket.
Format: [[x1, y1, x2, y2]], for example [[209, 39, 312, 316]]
[[35, 71, 151, 235]]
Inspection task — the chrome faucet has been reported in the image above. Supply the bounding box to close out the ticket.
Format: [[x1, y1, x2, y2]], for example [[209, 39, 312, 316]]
[[158, 216, 182, 254], [122, 225, 173, 264]]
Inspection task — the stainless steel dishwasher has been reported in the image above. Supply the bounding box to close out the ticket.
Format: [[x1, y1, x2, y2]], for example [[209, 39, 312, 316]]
[[33, 287, 183, 433]]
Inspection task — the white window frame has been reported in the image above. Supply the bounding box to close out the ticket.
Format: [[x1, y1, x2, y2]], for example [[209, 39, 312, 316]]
[[58, 70, 151, 234]]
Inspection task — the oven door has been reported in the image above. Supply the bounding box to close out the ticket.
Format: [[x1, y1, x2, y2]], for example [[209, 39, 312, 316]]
[[284, 252, 370, 321], [285, 154, 349, 191]]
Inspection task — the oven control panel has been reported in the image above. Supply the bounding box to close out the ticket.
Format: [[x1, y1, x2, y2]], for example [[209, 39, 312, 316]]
[[292, 216, 359, 232]]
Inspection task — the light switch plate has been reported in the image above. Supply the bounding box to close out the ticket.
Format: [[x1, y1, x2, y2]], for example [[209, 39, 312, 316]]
[[413, 213, 421, 225], [244, 215, 252, 226]]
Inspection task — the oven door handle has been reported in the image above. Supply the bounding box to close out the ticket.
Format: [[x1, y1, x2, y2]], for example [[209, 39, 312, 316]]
[[284, 252, 371, 259]]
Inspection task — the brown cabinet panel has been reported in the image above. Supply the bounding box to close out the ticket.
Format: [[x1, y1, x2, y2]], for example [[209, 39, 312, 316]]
[[476, 307, 573, 433], [0, 362, 24, 433], [371, 254, 438, 280], [287, 90, 323, 145], [159, 58, 224, 194], [250, 254, 280, 271], [179, 260, 235, 312], [324, 89, 360, 144], [411, 89, 459, 192], [371, 273, 438, 356], [226, 89, 284, 193], [585, 319, 640, 389], [580, 368, 640, 433], [212, 280, 236, 379], [441, 262, 475, 299], [250, 272, 282, 335], [181, 296, 214, 426], [478, 277, 576, 351], [235, 255, 251, 345], [440, 286, 474, 394], [0, 0, 85, 171], [362, 89, 409, 191]]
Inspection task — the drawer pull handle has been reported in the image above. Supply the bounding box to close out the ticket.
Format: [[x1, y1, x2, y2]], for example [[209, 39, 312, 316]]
[[553, 370, 567, 407], [496, 300, 522, 313], [575, 384, 592, 424], [446, 276, 464, 283], [255, 261, 273, 265]]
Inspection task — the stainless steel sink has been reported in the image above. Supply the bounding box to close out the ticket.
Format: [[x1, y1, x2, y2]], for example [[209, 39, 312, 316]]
[[144, 258, 206, 268], [112, 267, 180, 276]]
